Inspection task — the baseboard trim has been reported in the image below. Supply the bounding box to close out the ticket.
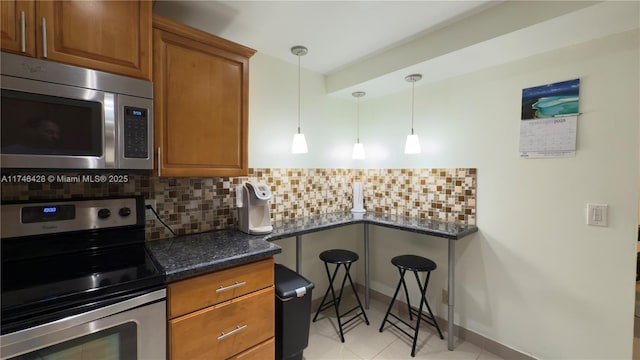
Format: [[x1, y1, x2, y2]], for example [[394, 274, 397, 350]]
[[315, 284, 534, 360]]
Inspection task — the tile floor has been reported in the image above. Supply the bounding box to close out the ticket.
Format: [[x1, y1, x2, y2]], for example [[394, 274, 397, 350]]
[[303, 295, 504, 360]]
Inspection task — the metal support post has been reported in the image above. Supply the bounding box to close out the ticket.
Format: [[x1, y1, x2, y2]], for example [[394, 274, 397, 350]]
[[364, 223, 370, 309], [447, 239, 455, 350]]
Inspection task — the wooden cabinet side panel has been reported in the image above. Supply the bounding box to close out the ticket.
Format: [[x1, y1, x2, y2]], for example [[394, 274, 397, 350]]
[[169, 287, 275, 360], [36, 0, 151, 79], [1, 0, 35, 56], [153, 23, 249, 177]]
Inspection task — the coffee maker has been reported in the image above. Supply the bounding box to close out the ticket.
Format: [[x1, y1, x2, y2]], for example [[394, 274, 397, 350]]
[[237, 182, 273, 235]]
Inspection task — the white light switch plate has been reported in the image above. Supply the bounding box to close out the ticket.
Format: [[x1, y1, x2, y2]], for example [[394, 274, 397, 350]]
[[586, 203, 608, 227]]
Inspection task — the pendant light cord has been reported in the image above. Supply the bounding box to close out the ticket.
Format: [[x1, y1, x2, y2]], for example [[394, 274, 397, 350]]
[[356, 97, 360, 143], [297, 54, 301, 134], [411, 81, 415, 135]]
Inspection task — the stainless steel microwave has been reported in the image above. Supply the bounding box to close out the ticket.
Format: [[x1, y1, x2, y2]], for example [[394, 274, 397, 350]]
[[0, 52, 153, 170]]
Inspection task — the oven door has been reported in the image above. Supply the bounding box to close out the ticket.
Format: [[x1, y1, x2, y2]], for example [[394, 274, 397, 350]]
[[0, 289, 166, 360], [0, 74, 113, 169]]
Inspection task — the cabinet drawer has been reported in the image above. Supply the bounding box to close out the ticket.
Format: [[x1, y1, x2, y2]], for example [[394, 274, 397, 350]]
[[229, 338, 274, 360], [168, 258, 273, 318], [169, 286, 274, 360]]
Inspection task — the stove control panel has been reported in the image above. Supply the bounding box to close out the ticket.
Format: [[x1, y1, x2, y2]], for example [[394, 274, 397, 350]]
[[1, 197, 143, 238]]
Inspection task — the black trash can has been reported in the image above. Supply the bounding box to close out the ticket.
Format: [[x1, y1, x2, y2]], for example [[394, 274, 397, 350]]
[[274, 264, 315, 360]]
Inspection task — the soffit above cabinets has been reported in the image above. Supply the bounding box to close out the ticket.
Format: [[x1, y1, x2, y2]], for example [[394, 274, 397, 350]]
[[153, 1, 639, 99]]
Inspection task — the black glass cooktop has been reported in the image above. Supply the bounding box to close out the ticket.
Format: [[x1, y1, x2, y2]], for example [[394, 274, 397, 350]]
[[1, 243, 163, 334]]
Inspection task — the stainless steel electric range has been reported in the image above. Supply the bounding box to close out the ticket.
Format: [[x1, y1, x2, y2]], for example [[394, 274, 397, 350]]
[[0, 196, 166, 359]]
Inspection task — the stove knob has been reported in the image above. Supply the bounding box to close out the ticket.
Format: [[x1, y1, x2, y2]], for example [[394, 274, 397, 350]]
[[119, 207, 132, 217], [97, 208, 111, 219]]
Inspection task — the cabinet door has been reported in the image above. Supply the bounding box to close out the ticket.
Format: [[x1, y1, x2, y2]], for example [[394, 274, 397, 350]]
[[0, 0, 35, 56], [153, 16, 254, 177], [36, 0, 151, 80]]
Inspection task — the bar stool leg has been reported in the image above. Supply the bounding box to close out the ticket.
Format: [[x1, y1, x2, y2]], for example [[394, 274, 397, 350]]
[[411, 271, 428, 356], [313, 261, 336, 322], [379, 268, 405, 332], [344, 263, 369, 325], [400, 270, 413, 321], [335, 263, 350, 309], [330, 264, 347, 342], [415, 271, 444, 340], [313, 262, 347, 342]]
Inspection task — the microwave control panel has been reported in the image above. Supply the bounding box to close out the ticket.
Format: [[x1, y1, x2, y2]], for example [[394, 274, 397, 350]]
[[123, 106, 149, 159]]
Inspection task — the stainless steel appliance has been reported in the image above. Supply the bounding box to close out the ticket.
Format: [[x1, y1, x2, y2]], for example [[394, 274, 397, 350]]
[[0, 196, 165, 359], [0, 52, 153, 170]]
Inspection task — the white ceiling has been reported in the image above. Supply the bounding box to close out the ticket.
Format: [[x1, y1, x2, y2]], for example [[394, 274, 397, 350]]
[[153, 1, 639, 99], [153, 1, 498, 74]]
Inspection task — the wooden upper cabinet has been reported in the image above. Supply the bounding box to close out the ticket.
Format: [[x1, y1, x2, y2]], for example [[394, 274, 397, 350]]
[[1, 0, 36, 56], [153, 15, 256, 177], [0, 0, 151, 80]]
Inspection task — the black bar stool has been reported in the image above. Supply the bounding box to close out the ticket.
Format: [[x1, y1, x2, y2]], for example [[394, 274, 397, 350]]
[[312, 249, 369, 342], [379, 255, 444, 357]]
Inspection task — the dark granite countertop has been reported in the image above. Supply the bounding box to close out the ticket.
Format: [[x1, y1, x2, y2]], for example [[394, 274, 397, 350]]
[[146, 229, 281, 282], [266, 212, 478, 241], [147, 212, 478, 283]]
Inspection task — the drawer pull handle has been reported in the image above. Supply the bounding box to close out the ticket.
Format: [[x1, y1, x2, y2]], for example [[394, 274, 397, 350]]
[[217, 324, 247, 341], [216, 281, 246, 293]]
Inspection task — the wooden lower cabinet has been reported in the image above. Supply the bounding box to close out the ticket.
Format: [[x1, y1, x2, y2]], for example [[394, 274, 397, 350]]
[[229, 338, 275, 360], [167, 258, 275, 360]]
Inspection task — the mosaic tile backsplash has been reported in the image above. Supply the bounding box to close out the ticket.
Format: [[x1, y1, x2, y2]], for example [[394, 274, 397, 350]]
[[1, 168, 476, 240]]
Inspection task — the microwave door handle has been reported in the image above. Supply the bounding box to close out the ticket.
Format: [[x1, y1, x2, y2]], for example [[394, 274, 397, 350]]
[[20, 11, 26, 52], [41, 17, 47, 58]]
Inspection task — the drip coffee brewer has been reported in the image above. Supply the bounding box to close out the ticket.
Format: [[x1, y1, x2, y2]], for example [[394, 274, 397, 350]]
[[237, 182, 273, 234]]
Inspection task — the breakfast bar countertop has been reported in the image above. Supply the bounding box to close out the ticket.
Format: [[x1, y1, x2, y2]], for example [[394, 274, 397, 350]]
[[146, 212, 478, 282], [266, 212, 478, 241]]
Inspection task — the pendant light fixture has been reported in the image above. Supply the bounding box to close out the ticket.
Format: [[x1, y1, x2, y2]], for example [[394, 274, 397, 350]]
[[404, 74, 422, 154], [351, 91, 366, 160], [291, 45, 308, 154]]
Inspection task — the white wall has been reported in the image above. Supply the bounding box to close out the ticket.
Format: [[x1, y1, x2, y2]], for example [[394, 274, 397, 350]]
[[249, 29, 640, 359], [249, 52, 355, 169]]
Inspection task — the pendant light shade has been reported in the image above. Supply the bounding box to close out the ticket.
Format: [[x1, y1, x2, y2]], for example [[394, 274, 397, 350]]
[[404, 74, 422, 154], [352, 143, 365, 160], [404, 134, 421, 154], [291, 45, 308, 154], [351, 91, 366, 160], [292, 133, 308, 153]]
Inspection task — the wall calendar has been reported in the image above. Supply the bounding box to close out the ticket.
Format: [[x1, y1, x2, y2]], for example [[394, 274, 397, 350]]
[[519, 79, 580, 158]]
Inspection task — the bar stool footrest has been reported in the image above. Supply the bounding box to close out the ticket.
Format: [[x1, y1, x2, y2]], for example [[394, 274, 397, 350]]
[[341, 306, 370, 326], [316, 300, 338, 314], [314, 303, 369, 325], [381, 313, 417, 340], [408, 307, 439, 329]]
